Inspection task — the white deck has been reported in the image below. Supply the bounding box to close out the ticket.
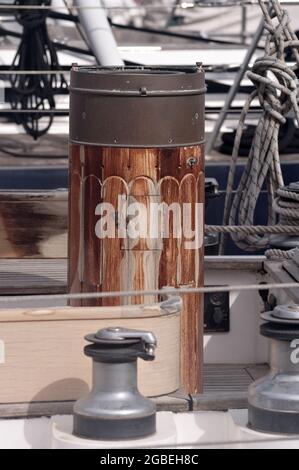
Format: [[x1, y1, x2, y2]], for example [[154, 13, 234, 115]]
[[0, 410, 298, 449]]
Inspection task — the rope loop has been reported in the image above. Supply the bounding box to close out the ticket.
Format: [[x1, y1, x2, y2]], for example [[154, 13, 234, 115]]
[[248, 57, 296, 124]]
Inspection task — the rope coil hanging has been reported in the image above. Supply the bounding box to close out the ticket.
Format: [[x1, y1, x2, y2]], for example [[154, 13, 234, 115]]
[[220, 0, 299, 254]]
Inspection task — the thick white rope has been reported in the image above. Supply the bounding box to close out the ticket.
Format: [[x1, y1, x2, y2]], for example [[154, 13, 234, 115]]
[[220, 0, 299, 254]]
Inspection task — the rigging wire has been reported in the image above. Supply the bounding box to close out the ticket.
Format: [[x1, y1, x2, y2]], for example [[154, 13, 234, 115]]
[[0, 279, 298, 304], [0, 1, 297, 10], [60, 0, 91, 51]]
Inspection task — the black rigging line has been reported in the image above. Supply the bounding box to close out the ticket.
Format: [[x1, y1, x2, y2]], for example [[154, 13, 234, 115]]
[[9, 0, 68, 140]]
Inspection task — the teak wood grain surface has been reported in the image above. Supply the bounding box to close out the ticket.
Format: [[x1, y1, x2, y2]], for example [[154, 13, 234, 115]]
[[0, 191, 67, 258], [69, 144, 205, 393]]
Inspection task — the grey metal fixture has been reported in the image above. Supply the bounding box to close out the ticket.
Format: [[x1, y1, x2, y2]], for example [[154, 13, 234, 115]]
[[73, 327, 157, 440], [248, 304, 299, 434], [69, 65, 205, 148]]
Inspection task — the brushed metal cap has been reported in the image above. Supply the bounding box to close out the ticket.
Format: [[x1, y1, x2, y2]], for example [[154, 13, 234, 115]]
[[69, 65, 206, 148]]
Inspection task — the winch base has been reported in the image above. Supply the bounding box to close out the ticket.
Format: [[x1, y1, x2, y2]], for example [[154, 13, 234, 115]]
[[248, 404, 299, 434], [73, 413, 156, 440]]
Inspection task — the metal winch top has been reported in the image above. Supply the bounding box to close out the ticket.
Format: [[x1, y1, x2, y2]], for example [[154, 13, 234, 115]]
[[84, 326, 157, 360], [73, 327, 157, 441], [261, 303, 299, 324], [248, 304, 299, 434]]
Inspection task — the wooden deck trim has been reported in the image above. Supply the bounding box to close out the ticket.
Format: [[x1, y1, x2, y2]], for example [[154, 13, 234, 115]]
[[190, 391, 248, 411], [264, 260, 299, 303], [0, 297, 181, 323], [205, 256, 265, 271]]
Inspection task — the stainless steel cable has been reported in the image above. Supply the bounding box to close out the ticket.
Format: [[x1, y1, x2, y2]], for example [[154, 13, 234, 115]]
[[0, 280, 298, 304]]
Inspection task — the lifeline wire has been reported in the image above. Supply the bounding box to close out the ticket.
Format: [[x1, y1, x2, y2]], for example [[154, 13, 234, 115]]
[[0, 280, 298, 304]]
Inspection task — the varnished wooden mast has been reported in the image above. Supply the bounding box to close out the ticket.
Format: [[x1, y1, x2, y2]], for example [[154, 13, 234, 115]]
[[69, 144, 204, 393], [68, 65, 205, 394]]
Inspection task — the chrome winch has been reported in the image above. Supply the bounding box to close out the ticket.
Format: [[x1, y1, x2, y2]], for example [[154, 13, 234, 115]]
[[248, 304, 299, 434], [73, 327, 157, 440]]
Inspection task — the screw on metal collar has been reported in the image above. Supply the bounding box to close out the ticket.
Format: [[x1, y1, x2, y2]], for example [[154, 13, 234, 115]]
[[186, 157, 198, 168]]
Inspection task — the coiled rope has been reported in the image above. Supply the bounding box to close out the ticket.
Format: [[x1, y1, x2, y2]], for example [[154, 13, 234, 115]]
[[219, 0, 299, 254], [274, 186, 299, 222]]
